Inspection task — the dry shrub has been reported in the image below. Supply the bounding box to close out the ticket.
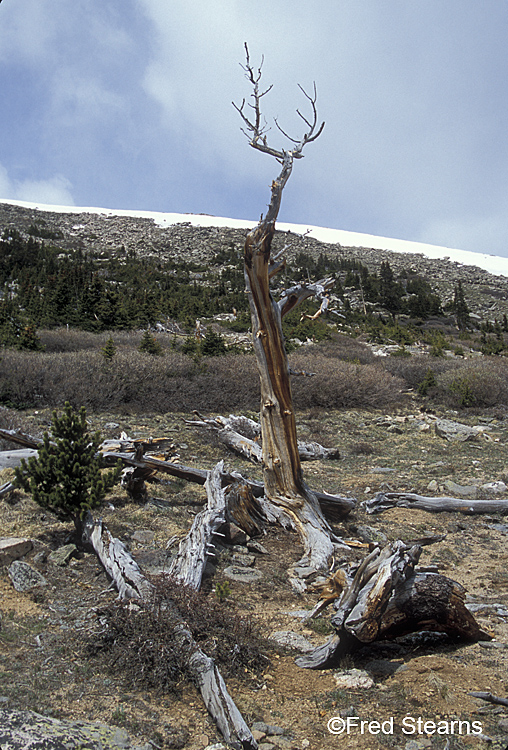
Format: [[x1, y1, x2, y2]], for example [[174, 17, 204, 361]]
[[289, 351, 405, 409], [349, 441, 377, 456], [0, 349, 261, 412], [39, 328, 175, 353], [311, 336, 376, 365], [435, 358, 508, 408], [382, 355, 455, 391], [87, 577, 269, 693]]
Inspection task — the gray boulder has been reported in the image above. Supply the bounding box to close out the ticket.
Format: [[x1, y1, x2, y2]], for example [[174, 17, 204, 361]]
[[0, 538, 33, 566], [0, 708, 136, 749], [8, 561, 47, 592]]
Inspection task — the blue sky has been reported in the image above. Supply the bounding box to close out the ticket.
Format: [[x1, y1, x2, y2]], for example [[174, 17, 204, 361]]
[[1, 1, 508, 258]]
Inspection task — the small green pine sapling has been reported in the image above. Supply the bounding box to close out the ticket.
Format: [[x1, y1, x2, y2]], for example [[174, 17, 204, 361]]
[[14, 402, 122, 541], [101, 336, 117, 360], [139, 330, 163, 355], [215, 580, 231, 602]]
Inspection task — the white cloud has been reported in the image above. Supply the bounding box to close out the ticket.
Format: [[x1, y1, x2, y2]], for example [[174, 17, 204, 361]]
[[0, 163, 74, 206]]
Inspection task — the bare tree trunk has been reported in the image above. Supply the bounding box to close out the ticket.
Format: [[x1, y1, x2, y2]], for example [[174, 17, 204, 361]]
[[82, 501, 257, 750], [244, 172, 337, 576]]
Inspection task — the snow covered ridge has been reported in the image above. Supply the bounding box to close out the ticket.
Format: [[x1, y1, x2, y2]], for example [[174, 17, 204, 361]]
[[3, 198, 508, 278]]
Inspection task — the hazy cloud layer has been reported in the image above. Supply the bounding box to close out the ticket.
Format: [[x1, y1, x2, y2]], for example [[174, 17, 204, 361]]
[[1, 1, 508, 257]]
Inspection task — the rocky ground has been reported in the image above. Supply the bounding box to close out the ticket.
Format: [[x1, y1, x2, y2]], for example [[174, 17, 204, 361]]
[[1, 403, 508, 750], [1, 200, 507, 321]]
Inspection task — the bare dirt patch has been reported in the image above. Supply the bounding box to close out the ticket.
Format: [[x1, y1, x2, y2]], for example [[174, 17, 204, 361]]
[[1, 405, 508, 749]]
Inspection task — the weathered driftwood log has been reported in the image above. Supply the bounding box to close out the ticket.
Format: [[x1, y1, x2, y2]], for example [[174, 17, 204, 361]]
[[296, 540, 489, 669], [102, 451, 355, 520], [0, 481, 14, 498], [469, 692, 508, 708], [83, 499, 257, 750], [0, 428, 43, 449], [186, 413, 340, 463], [366, 492, 508, 516], [167, 462, 227, 590], [83, 513, 155, 600], [0, 449, 38, 470]]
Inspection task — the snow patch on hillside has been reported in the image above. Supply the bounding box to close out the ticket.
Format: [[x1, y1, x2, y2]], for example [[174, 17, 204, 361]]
[[3, 198, 508, 278]]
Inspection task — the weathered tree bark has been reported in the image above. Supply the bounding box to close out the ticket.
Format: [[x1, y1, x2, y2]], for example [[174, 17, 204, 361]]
[[83, 493, 257, 750], [167, 461, 227, 589], [469, 692, 508, 708], [102, 451, 355, 520], [0, 427, 43, 449], [186, 413, 340, 463], [83, 513, 155, 600], [366, 491, 508, 516], [0, 480, 14, 498], [233, 46, 342, 577], [0, 449, 38, 470], [296, 540, 489, 669]]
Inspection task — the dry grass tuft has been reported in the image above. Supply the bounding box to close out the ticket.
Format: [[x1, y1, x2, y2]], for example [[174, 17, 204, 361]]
[[86, 576, 270, 693]]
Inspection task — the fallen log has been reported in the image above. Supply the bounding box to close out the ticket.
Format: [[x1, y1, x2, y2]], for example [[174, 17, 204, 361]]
[[0, 481, 14, 498], [186, 414, 340, 462], [0, 449, 38, 470], [0, 428, 43, 449], [296, 540, 489, 669], [469, 692, 508, 708], [366, 492, 508, 516], [167, 462, 227, 590], [83, 494, 257, 750], [102, 452, 355, 519]]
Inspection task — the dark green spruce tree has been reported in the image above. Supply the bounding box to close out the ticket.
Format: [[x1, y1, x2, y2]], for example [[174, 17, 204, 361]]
[[14, 403, 121, 540], [452, 280, 470, 330]]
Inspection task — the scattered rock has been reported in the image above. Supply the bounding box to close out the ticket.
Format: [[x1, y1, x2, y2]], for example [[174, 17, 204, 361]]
[[269, 631, 315, 653], [252, 722, 269, 733], [133, 549, 173, 576], [434, 418, 488, 442], [48, 543, 77, 567], [355, 525, 388, 544], [0, 708, 135, 749], [223, 565, 263, 583], [498, 717, 508, 732], [223, 523, 247, 545], [443, 479, 478, 498], [0, 537, 33, 566], [482, 481, 507, 495], [363, 659, 403, 677], [247, 540, 269, 554], [131, 529, 155, 545], [231, 553, 256, 567], [386, 425, 403, 434], [333, 668, 374, 689], [252, 729, 267, 741], [103, 422, 120, 430], [8, 561, 47, 592], [427, 480, 438, 492], [265, 725, 285, 736]]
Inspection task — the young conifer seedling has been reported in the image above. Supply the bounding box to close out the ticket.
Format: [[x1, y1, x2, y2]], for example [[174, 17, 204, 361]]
[[14, 402, 121, 540]]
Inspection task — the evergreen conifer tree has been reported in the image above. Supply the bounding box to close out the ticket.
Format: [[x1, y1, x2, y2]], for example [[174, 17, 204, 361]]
[[14, 403, 121, 540], [101, 336, 117, 360], [452, 280, 470, 329], [139, 330, 163, 355]]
